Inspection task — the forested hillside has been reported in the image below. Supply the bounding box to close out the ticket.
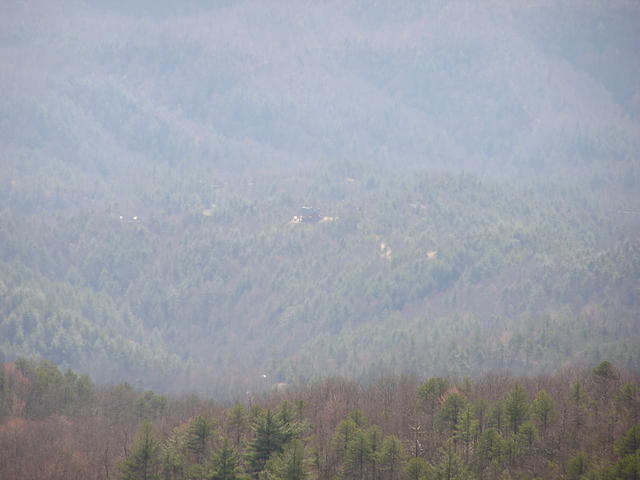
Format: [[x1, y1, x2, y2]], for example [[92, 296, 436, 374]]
[[1, 359, 639, 480], [1, 0, 640, 395]]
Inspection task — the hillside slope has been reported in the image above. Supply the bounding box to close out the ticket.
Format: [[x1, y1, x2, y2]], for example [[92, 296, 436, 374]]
[[1, 0, 639, 395]]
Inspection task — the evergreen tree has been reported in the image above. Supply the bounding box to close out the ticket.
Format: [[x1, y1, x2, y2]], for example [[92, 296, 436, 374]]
[[266, 440, 309, 480], [570, 381, 588, 435], [344, 429, 373, 480], [227, 404, 248, 449], [188, 414, 215, 465], [473, 399, 488, 434], [474, 429, 503, 479], [570, 380, 585, 405], [333, 418, 359, 462], [367, 426, 383, 480], [160, 425, 187, 480], [592, 361, 619, 382], [502, 437, 519, 467], [531, 390, 555, 436], [618, 383, 639, 423], [348, 410, 369, 429], [488, 402, 504, 434], [439, 393, 467, 433], [210, 439, 242, 480], [611, 451, 640, 480], [378, 435, 405, 480], [135, 391, 167, 421], [504, 384, 528, 434], [433, 442, 472, 480], [277, 401, 294, 427], [616, 425, 640, 457], [277, 401, 305, 444], [247, 410, 286, 476], [161, 444, 185, 480], [593, 361, 620, 405], [405, 457, 431, 480], [418, 378, 450, 415], [455, 405, 478, 463], [517, 422, 536, 451], [120, 422, 160, 480], [566, 451, 588, 480]]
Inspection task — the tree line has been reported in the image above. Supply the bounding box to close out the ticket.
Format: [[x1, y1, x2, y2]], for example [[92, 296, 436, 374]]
[[1, 358, 639, 479]]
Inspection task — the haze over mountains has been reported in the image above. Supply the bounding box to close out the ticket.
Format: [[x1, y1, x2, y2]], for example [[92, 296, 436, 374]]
[[1, 0, 639, 396]]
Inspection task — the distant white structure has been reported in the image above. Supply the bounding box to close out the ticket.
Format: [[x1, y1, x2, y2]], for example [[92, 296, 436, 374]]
[[273, 382, 289, 392], [379, 242, 392, 260], [290, 206, 322, 224]]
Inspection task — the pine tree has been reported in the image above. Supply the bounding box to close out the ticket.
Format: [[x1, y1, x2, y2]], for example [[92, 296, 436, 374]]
[[405, 457, 431, 480], [161, 446, 185, 480], [266, 440, 309, 480], [439, 393, 467, 434], [188, 414, 215, 465], [210, 439, 242, 480], [454, 405, 478, 463], [333, 418, 359, 463], [592, 361, 619, 382], [569, 381, 588, 438], [348, 410, 369, 429], [504, 384, 528, 434], [616, 425, 640, 456], [433, 441, 472, 480], [531, 390, 554, 436], [593, 361, 620, 406], [344, 429, 373, 480], [378, 435, 405, 480], [418, 378, 449, 415], [618, 382, 639, 423], [227, 404, 248, 449], [517, 421, 536, 451], [277, 401, 305, 444], [160, 426, 186, 480], [474, 429, 503, 479], [566, 451, 588, 480], [367, 426, 383, 480], [611, 451, 640, 480], [488, 402, 504, 434], [120, 422, 160, 480], [247, 410, 286, 476]]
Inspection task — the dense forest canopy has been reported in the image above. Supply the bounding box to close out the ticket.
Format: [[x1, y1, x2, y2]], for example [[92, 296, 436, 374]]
[[1, 0, 639, 396]]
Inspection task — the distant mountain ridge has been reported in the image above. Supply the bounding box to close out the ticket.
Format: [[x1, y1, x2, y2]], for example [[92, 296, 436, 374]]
[[0, 0, 639, 396]]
